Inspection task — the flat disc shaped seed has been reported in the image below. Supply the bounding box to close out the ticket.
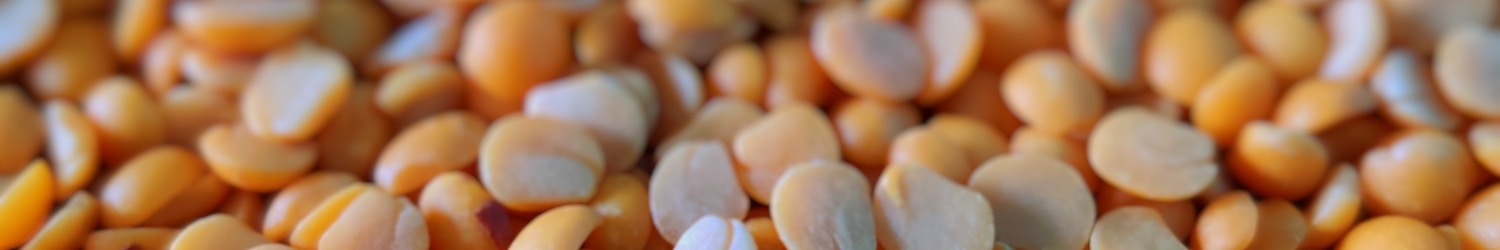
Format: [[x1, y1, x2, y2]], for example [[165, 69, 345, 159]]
[[708, 43, 768, 106], [763, 34, 834, 109], [315, 84, 392, 177], [374, 111, 487, 195], [675, 215, 757, 250], [1068, 0, 1152, 92], [1096, 178, 1200, 240], [24, 18, 116, 102], [1317, 0, 1388, 83], [240, 42, 354, 144], [85, 228, 179, 250], [832, 98, 921, 172], [650, 142, 750, 244], [111, 0, 167, 63], [876, 166, 998, 250], [1010, 127, 1099, 191], [197, 124, 317, 192], [511, 205, 603, 250], [139, 174, 230, 227], [1273, 79, 1377, 134], [911, 0, 981, 106], [0, 87, 42, 173], [771, 162, 878, 250], [41, 101, 97, 200], [479, 115, 606, 213], [1361, 130, 1478, 223], [732, 103, 841, 203], [525, 73, 649, 173], [171, 0, 317, 54], [1088, 107, 1219, 201], [1192, 191, 1256, 250], [459, 0, 572, 101], [1299, 163, 1362, 250], [626, 0, 746, 63], [1002, 50, 1106, 136], [318, 189, 429, 250], [1246, 199, 1310, 249], [1338, 216, 1450, 249], [83, 77, 166, 168], [1090, 206, 1188, 250], [160, 86, 239, 149], [286, 184, 374, 249], [170, 215, 271, 250], [1235, 0, 1327, 80], [21, 192, 98, 250], [1228, 122, 1330, 200], [575, 1, 641, 66], [888, 127, 972, 183], [180, 47, 259, 97], [604, 66, 663, 130], [1434, 27, 1500, 120], [313, 0, 393, 64], [1144, 8, 1242, 105], [926, 114, 1007, 167], [419, 172, 501, 250], [655, 98, 764, 160], [1191, 57, 1281, 146], [811, 4, 927, 103], [0, 0, 57, 76], [141, 31, 186, 97], [1382, 0, 1494, 55], [584, 174, 653, 250], [98, 146, 205, 228], [0, 161, 54, 249], [967, 154, 1094, 250], [1371, 48, 1464, 131], [1456, 184, 1500, 249], [366, 6, 461, 78], [262, 171, 359, 242]]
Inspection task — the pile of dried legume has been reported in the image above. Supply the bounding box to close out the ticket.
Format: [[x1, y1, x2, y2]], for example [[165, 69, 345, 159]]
[[0, 0, 1498, 249]]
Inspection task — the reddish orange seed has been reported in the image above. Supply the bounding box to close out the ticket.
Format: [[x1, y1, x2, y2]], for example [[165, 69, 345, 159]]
[[1361, 129, 1479, 223], [1144, 8, 1242, 105], [1339, 216, 1450, 249], [831, 98, 921, 174], [762, 34, 835, 109], [1192, 191, 1257, 250], [1227, 121, 1330, 200], [373, 111, 487, 195], [459, 0, 573, 104], [1300, 163, 1362, 250], [1273, 78, 1378, 134], [198, 124, 318, 192], [1191, 57, 1281, 147], [82, 77, 167, 167]]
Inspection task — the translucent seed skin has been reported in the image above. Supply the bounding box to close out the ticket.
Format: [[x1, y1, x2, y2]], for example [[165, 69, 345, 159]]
[[1068, 0, 1152, 92], [1433, 27, 1500, 120], [771, 162, 878, 250], [732, 103, 841, 204], [811, 3, 928, 103], [968, 154, 1093, 250], [650, 142, 750, 244], [240, 42, 354, 144], [1089, 107, 1219, 201], [1371, 48, 1464, 131], [1090, 206, 1189, 250], [0, 161, 55, 249], [1318, 0, 1387, 83], [0, 0, 58, 76], [479, 115, 606, 213]]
